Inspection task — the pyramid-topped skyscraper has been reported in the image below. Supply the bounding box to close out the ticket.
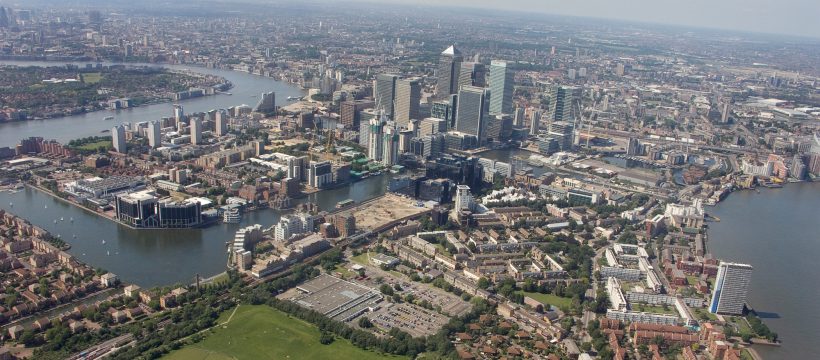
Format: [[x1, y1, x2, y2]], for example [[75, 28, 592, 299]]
[[436, 45, 463, 98]]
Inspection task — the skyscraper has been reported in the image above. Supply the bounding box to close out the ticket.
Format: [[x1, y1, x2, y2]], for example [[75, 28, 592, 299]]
[[340, 100, 375, 129], [255, 92, 276, 113], [455, 86, 489, 145], [548, 121, 575, 151], [190, 118, 203, 145], [367, 113, 387, 161], [436, 45, 463, 98], [382, 125, 399, 167], [710, 262, 753, 315], [457, 62, 486, 90], [513, 107, 525, 127], [148, 121, 161, 149], [374, 74, 398, 117], [112, 125, 126, 153], [393, 78, 421, 128], [489, 60, 514, 114], [529, 109, 541, 136], [454, 185, 473, 212], [173, 104, 184, 124], [431, 94, 458, 129], [547, 85, 579, 122], [215, 109, 228, 136]]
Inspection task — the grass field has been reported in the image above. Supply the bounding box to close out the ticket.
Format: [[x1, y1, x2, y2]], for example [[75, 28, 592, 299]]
[[633, 304, 677, 315], [163, 305, 406, 360], [74, 140, 112, 151], [332, 264, 357, 279], [82, 72, 103, 83], [726, 316, 752, 334], [350, 252, 372, 266], [518, 291, 574, 309], [693, 308, 718, 321]]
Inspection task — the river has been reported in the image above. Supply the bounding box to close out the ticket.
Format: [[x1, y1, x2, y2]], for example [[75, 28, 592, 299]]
[[0, 59, 396, 288], [0, 60, 305, 147], [0, 173, 392, 288], [706, 182, 820, 359]]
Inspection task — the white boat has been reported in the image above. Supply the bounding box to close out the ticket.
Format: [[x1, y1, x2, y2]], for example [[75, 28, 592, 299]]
[[8, 202, 11, 207], [102, 239, 106, 244], [44, 205, 47, 209], [72, 234, 76, 238], [70, 217, 74, 222], [103, 116, 115, 121], [53, 220, 57, 223], [60, 217, 64, 221], [106, 251, 110, 256]]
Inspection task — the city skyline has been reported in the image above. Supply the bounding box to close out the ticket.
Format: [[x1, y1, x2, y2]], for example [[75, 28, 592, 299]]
[[354, 0, 820, 38], [0, 1, 814, 358]]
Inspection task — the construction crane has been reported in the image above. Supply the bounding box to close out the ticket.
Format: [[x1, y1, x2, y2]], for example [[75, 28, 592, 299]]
[[574, 99, 592, 150], [324, 128, 336, 162]]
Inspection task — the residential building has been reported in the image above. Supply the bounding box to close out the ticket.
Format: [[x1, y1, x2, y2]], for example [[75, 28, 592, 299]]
[[112, 125, 126, 153], [215, 109, 228, 136], [255, 91, 276, 113], [147, 121, 161, 149], [190, 118, 203, 145], [710, 262, 753, 315]]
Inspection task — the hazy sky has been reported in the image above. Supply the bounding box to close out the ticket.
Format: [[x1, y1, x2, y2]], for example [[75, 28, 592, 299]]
[[369, 0, 820, 38]]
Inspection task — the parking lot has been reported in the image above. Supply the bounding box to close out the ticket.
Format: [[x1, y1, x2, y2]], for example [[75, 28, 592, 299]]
[[366, 302, 449, 338]]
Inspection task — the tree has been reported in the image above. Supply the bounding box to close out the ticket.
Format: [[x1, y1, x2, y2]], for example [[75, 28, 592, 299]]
[[19, 330, 39, 347], [319, 331, 335, 345], [358, 317, 373, 328]]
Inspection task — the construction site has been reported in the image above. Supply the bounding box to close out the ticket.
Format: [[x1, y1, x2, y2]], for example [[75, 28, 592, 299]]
[[330, 193, 434, 233]]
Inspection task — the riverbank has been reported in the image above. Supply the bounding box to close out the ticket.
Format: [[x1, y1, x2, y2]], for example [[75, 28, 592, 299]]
[[706, 182, 820, 359], [0, 64, 230, 121], [0, 60, 305, 147], [707, 178, 814, 207]]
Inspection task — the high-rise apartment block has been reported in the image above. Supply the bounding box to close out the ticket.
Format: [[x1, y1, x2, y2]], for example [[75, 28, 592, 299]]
[[112, 125, 126, 153], [710, 262, 753, 315], [148, 121, 161, 149], [190, 118, 203, 145]]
